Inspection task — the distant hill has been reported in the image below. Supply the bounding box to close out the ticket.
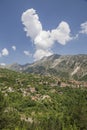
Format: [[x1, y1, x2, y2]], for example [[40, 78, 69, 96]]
[[2, 54, 87, 80]]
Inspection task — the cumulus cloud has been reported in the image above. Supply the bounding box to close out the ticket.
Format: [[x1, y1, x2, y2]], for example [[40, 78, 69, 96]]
[[51, 21, 72, 45], [0, 53, 2, 57], [34, 30, 53, 49], [21, 8, 73, 60], [12, 46, 16, 51], [34, 49, 53, 61], [21, 8, 42, 40], [24, 50, 32, 56], [0, 63, 6, 66], [1, 48, 9, 56], [80, 21, 87, 34]]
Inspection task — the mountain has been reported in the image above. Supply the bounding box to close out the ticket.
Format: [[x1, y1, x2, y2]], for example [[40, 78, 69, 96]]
[[1, 63, 30, 72], [23, 54, 87, 80], [4, 54, 87, 80], [6, 63, 23, 71]]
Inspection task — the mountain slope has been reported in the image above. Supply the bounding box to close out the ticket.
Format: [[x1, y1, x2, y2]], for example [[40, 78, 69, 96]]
[[24, 54, 87, 80], [3, 54, 87, 80]]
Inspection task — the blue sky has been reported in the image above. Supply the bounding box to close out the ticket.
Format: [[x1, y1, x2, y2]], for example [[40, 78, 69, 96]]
[[0, 0, 87, 65]]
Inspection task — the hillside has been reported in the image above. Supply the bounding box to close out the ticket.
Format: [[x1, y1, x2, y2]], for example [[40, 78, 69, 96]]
[[24, 54, 87, 80], [2, 54, 87, 81], [0, 68, 87, 129]]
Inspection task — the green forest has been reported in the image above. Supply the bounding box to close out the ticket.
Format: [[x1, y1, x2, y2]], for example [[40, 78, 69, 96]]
[[0, 68, 87, 130]]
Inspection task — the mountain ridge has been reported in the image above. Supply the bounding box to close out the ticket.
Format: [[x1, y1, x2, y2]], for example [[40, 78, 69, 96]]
[[1, 54, 87, 80]]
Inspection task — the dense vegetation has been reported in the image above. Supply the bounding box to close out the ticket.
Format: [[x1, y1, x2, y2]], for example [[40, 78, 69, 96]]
[[0, 68, 87, 130]]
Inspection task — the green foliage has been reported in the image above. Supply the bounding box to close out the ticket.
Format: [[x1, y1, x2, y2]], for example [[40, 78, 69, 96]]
[[25, 66, 46, 74], [0, 68, 87, 130], [79, 74, 87, 81], [48, 68, 58, 75]]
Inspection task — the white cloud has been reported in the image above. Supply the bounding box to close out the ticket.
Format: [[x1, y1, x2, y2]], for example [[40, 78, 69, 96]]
[[34, 49, 53, 61], [21, 8, 73, 61], [24, 50, 32, 56], [34, 30, 53, 49], [12, 46, 16, 51], [51, 21, 72, 45], [21, 8, 42, 40], [0, 53, 2, 57], [1, 48, 9, 56], [80, 21, 87, 34], [0, 63, 6, 66]]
